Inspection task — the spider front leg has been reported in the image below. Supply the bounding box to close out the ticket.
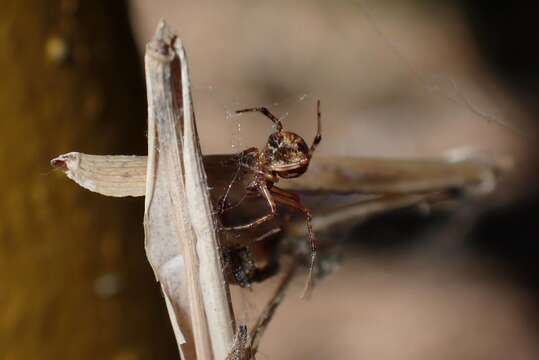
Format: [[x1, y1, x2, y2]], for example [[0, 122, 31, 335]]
[[235, 106, 283, 132], [221, 181, 277, 231], [309, 100, 322, 156]]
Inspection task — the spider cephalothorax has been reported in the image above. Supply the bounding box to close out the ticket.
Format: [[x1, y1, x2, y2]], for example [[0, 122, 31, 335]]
[[220, 101, 322, 291]]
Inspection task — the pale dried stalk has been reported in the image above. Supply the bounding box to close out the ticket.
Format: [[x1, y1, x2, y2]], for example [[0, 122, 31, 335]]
[[143, 24, 201, 359], [143, 22, 234, 359], [50, 153, 506, 197], [174, 36, 235, 358]]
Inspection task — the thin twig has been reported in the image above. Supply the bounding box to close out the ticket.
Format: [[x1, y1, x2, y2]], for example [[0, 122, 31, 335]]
[[225, 261, 298, 360], [250, 261, 298, 354], [225, 326, 251, 360]]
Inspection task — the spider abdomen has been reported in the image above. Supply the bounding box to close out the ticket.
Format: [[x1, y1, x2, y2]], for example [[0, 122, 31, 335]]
[[263, 131, 310, 178]]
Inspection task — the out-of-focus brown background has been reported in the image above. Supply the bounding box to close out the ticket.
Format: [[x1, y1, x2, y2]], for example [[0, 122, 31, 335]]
[[2, 0, 538, 359], [131, 0, 529, 159]]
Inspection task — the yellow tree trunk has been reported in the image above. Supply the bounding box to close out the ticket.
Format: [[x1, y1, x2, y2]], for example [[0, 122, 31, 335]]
[[0, 1, 177, 358]]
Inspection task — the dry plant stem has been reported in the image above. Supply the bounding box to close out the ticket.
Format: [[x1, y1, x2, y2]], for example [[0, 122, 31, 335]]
[[250, 261, 298, 355], [287, 192, 452, 237], [143, 21, 233, 359], [50, 153, 503, 198], [224, 262, 298, 360], [144, 25, 198, 358], [174, 37, 236, 358], [280, 156, 500, 195], [225, 326, 250, 360]]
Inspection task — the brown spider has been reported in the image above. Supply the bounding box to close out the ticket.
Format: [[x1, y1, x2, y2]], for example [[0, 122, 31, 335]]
[[220, 100, 322, 289]]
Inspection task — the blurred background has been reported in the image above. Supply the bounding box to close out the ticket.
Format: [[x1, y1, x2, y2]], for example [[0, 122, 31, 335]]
[[1, 0, 538, 359]]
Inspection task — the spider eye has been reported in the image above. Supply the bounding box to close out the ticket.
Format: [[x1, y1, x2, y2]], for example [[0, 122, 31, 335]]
[[267, 133, 281, 151], [295, 139, 309, 155]]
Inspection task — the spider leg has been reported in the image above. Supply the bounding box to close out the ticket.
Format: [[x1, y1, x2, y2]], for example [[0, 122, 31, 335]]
[[235, 107, 283, 132], [309, 100, 322, 157], [222, 182, 277, 231], [218, 147, 260, 214], [268, 158, 310, 172], [238, 146, 259, 157], [270, 187, 317, 297], [270, 185, 300, 202]]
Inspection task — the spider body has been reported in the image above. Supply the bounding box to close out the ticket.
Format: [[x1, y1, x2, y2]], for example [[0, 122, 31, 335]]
[[261, 131, 311, 178], [219, 101, 322, 290]]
